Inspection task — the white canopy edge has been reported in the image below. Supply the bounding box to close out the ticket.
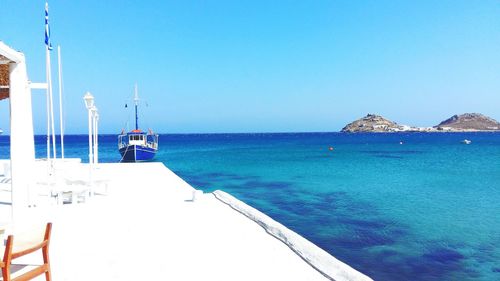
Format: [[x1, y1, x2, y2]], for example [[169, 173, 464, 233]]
[[0, 41, 24, 64]]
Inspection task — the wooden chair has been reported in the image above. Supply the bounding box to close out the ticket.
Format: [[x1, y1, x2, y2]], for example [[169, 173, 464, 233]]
[[1, 223, 52, 281]]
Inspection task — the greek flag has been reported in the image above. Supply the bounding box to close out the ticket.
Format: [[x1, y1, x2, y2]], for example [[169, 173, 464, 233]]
[[45, 2, 53, 51]]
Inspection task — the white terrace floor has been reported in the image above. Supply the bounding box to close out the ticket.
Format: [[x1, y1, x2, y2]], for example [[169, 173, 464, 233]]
[[1, 162, 371, 281]]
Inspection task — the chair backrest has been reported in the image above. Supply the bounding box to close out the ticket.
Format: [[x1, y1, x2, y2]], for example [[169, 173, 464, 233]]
[[1, 222, 52, 281]]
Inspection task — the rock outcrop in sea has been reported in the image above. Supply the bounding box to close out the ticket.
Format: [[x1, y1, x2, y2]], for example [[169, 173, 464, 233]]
[[434, 113, 500, 131], [341, 114, 411, 133]]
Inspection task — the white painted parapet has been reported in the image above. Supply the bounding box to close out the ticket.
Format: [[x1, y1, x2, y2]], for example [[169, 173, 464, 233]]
[[212, 190, 373, 281]]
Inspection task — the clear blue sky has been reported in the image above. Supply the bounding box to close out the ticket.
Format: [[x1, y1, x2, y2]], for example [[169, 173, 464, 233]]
[[1, 0, 499, 134]]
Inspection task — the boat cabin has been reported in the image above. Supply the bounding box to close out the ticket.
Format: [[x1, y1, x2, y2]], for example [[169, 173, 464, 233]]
[[128, 132, 146, 146], [118, 130, 158, 150]]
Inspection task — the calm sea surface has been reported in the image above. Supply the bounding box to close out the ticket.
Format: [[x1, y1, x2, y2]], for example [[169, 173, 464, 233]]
[[1, 132, 499, 280]]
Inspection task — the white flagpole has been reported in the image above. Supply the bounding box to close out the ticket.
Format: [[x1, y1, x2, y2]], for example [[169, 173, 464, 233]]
[[48, 54, 56, 160], [46, 3, 56, 161], [57, 45, 65, 159], [45, 48, 51, 163], [45, 2, 52, 164]]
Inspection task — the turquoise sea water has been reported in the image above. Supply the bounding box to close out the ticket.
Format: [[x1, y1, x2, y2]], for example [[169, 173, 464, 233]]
[[1, 133, 499, 280]]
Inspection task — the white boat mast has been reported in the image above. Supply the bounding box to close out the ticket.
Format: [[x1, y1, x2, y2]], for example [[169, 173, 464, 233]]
[[134, 83, 139, 130]]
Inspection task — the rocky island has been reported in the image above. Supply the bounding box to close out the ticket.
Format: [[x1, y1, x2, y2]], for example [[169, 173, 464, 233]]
[[341, 114, 412, 133], [341, 113, 500, 133], [434, 113, 500, 131]]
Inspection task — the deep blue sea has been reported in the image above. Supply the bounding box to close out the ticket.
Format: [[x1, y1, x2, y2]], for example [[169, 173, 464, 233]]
[[1, 132, 499, 280]]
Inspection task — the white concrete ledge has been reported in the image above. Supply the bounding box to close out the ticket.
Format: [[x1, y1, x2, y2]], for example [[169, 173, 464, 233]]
[[212, 190, 373, 281]]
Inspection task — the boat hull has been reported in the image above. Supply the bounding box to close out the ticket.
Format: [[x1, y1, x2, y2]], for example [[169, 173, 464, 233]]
[[119, 145, 157, 162]]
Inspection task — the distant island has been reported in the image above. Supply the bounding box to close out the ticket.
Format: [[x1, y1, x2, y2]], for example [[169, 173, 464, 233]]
[[341, 113, 500, 133]]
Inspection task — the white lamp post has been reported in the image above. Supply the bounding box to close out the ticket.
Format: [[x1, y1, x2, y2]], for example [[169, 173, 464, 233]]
[[92, 107, 99, 165], [83, 92, 94, 193], [83, 92, 94, 164]]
